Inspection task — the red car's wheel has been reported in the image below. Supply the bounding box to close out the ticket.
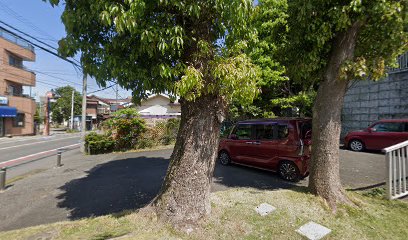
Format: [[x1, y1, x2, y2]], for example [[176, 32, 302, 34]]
[[349, 139, 364, 152], [278, 161, 300, 182], [218, 151, 231, 165]]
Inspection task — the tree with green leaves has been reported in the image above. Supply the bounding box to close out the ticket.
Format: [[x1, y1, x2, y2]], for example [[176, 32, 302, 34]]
[[45, 0, 259, 226], [50, 85, 82, 124], [229, 0, 316, 121], [283, 0, 407, 207]]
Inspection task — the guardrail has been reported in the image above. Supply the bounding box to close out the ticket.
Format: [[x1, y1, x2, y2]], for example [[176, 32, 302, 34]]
[[383, 140, 408, 200]]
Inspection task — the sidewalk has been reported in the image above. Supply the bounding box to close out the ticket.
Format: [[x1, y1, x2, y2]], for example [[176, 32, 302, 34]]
[[0, 132, 79, 144]]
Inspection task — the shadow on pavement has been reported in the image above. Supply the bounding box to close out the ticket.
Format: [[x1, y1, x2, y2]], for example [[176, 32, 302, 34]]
[[213, 163, 304, 191], [56, 156, 168, 220], [57, 156, 302, 220]]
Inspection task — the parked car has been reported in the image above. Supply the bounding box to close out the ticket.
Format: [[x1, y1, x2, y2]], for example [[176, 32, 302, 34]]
[[344, 119, 408, 152], [218, 118, 312, 182]]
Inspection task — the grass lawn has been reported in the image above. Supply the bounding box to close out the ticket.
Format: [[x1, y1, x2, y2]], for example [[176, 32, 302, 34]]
[[0, 187, 407, 240]]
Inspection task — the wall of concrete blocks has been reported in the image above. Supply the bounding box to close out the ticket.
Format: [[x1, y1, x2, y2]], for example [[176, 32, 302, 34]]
[[341, 70, 408, 138]]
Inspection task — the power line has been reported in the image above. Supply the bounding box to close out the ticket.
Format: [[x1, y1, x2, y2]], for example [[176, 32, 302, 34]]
[[0, 69, 120, 98], [0, 2, 58, 43], [0, 21, 126, 98], [0, 69, 64, 88], [1, 60, 94, 89], [109, 86, 127, 100], [0, 25, 82, 70], [88, 83, 118, 94], [32, 69, 98, 90], [0, 20, 83, 68], [0, 19, 59, 52], [0, 68, 64, 89], [30, 70, 82, 76], [36, 80, 64, 88]]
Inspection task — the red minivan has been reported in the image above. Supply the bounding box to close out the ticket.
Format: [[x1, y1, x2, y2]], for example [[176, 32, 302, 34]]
[[344, 119, 408, 152], [218, 118, 312, 181]]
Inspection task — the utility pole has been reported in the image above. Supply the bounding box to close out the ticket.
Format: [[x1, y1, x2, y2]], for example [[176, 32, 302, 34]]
[[39, 97, 42, 124], [43, 97, 49, 136], [70, 89, 74, 130], [80, 73, 87, 153], [115, 84, 118, 112], [43, 91, 52, 136]]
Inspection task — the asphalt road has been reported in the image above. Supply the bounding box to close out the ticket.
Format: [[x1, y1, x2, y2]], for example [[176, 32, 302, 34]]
[[0, 133, 80, 166]]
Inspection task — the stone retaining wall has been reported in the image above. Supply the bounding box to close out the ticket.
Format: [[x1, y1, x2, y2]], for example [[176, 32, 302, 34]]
[[341, 70, 408, 138]]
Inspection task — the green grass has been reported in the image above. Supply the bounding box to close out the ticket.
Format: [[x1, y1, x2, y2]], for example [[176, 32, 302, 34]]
[[0, 188, 407, 240], [117, 144, 175, 154]]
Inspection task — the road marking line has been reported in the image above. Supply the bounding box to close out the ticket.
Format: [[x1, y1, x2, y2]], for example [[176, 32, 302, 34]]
[[0, 134, 80, 146], [0, 136, 79, 150], [0, 143, 80, 168]]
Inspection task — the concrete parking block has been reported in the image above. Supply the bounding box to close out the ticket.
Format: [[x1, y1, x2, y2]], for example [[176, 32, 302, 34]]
[[254, 203, 276, 216], [296, 221, 331, 240]]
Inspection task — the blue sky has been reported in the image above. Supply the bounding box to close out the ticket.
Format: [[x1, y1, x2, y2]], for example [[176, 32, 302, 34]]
[[0, 0, 131, 100]]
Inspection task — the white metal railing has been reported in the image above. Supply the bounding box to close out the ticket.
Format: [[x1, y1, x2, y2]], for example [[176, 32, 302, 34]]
[[383, 140, 408, 200], [389, 51, 408, 73]]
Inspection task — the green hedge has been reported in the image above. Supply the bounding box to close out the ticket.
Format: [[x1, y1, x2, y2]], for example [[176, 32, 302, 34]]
[[85, 132, 115, 155], [87, 139, 115, 155]]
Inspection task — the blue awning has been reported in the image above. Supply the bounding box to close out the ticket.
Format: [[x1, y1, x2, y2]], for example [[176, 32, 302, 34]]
[[0, 106, 17, 117]]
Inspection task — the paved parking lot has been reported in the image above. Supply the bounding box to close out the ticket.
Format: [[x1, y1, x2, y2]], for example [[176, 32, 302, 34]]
[[339, 149, 386, 189], [0, 147, 388, 231]]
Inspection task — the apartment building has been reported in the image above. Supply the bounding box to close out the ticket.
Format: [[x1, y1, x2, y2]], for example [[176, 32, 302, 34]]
[[0, 28, 36, 136]]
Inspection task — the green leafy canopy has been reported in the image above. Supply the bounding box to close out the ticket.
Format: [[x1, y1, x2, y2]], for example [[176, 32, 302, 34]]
[[285, 0, 408, 83], [233, 0, 316, 118], [44, 0, 261, 105], [50, 85, 82, 123]]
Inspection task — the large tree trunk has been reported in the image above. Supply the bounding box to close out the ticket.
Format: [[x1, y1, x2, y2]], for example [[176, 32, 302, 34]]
[[309, 21, 363, 208], [153, 94, 226, 227]]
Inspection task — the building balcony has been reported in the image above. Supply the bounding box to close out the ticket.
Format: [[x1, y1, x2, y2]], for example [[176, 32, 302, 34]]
[[0, 30, 35, 61], [0, 64, 36, 86], [7, 95, 36, 115]]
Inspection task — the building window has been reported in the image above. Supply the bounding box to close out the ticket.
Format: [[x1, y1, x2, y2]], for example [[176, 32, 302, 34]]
[[13, 113, 25, 127], [7, 84, 22, 96], [8, 55, 23, 68]]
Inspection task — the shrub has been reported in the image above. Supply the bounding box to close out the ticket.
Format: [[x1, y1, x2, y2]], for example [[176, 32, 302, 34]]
[[87, 138, 115, 155], [164, 118, 180, 142], [85, 132, 115, 154], [114, 118, 146, 150], [136, 137, 156, 149], [102, 108, 147, 151], [134, 118, 180, 149], [135, 126, 162, 149], [94, 114, 180, 152]]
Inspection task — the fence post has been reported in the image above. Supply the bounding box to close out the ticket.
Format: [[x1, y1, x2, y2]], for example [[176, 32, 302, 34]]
[[0, 167, 6, 191], [57, 150, 62, 167], [386, 152, 392, 200]]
